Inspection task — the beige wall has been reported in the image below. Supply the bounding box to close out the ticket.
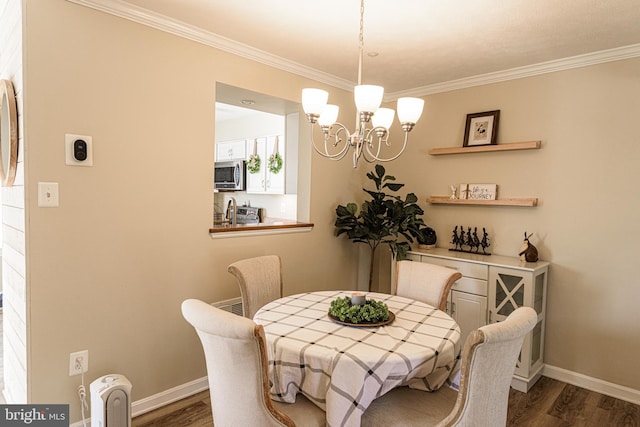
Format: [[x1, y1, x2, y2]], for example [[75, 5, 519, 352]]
[[1, 0, 27, 403], [14, 0, 640, 422], [22, 0, 362, 421], [383, 58, 640, 390]]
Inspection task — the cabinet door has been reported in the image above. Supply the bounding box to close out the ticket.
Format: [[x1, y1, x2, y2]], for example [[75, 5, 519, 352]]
[[488, 266, 531, 323], [231, 140, 246, 160], [451, 290, 487, 348], [246, 138, 266, 193], [216, 141, 234, 162], [216, 140, 246, 161]]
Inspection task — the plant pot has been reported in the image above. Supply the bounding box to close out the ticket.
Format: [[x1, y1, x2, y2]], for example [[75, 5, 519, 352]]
[[418, 244, 436, 250]]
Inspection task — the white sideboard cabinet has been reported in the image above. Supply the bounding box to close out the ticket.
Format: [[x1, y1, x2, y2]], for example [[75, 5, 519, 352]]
[[394, 247, 549, 392]]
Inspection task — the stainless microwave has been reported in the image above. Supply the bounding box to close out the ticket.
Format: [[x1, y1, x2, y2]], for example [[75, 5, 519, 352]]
[[214, 160, 246, 191]]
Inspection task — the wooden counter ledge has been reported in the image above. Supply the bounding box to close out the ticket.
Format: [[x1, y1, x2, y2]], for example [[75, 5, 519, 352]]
[[209, 218, 314, 238]]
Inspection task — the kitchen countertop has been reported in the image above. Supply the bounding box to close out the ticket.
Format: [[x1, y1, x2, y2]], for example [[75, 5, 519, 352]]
[[209, 218, 314, 238]]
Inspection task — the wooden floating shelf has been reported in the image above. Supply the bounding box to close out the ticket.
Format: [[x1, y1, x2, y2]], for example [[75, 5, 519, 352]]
[[427, 196, 538, 207], [428, 140, 541, 156]]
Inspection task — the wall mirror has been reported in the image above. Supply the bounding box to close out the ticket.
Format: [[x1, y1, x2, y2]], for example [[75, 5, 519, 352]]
[[0, 79, 18, 187]]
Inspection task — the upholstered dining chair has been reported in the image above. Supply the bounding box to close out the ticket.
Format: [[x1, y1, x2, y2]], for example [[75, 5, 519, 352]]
[[181, 299, 325, 427], [395, 260, 462, 311], [227, 255, 283, 319], [362, 306, 538, 427]]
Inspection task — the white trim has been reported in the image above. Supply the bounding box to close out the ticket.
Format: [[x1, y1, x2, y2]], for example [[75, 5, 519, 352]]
[[131, 376, 209, 417], [69, 376, 209, 427], [387, 44, 640, 99], [543, 364, 640, 405], [66, 0, 640, 101]]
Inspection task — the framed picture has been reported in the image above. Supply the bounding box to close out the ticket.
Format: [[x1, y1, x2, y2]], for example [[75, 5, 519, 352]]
[[463, 110, 500, 147]]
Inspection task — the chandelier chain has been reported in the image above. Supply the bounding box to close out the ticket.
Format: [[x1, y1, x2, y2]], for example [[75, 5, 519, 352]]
[[357, 0, 365, 86], [359, 0, 364, 51]]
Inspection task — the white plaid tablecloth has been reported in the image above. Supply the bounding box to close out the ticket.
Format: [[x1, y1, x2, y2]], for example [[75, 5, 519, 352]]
[[253, 291, 461, 427]]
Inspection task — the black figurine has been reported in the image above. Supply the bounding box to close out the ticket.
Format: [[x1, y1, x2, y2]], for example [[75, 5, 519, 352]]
[[480, 228, 491, 254], [472, 227, 480, 253], [451, 226, 460, 250], [449, 225, 491, 255]]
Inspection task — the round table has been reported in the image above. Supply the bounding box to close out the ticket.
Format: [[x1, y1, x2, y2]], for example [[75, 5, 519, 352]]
[[254, 290, 461, 427]]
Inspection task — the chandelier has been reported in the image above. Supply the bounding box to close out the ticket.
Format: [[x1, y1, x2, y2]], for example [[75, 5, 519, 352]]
[[302, 0, 424, 168]]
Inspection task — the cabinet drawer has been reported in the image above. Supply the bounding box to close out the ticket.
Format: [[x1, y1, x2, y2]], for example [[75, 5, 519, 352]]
[[420, 255, 488, 280], [451, 277, 488, 297]]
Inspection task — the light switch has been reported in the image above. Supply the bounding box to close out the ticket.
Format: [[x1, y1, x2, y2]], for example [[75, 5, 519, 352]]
[[38, 182, 59, 207]]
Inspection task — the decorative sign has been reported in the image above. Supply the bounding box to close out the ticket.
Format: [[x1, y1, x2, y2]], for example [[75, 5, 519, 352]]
[[468, 184, 497, 200]]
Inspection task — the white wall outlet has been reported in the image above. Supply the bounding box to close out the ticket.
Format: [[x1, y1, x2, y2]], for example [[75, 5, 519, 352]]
[[38, 182, 59, 207], [69, 350, 89, 376], [65, 133, 93, 166]]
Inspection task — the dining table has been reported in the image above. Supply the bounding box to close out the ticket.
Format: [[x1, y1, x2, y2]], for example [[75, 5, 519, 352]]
[[253, 290, 462, 427]]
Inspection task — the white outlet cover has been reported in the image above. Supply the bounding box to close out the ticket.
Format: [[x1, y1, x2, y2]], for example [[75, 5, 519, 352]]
[[65, 134, 93, 166], [69, 350, 89, 376]]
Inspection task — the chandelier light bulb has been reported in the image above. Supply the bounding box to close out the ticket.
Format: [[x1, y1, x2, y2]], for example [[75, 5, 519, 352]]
[[371, 108, 395, 130], [302, 88, 329, 116], [318, 104, 340, 127], [354, 85, 384, 113], [397, 97, 425, 125]]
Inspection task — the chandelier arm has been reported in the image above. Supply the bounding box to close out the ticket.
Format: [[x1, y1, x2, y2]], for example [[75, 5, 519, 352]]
[[361, 128, 410, 163], [309, 123, 351, 161], [366, 127, 385, 159], [352, 134, 365, 168]]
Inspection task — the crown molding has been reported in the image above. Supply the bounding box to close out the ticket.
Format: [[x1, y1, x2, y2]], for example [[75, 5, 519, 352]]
[[386, 43, 640, 101], [68, 0, 640, 102]]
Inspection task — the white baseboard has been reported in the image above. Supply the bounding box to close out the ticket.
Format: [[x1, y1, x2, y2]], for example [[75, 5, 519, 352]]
[[131, 376, 209, 417], [68, 366, 639, 427], [69, 376, 209, 427], [543, 364, 640, 405]]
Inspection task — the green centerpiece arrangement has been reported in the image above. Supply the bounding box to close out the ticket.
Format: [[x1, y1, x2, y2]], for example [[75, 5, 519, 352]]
[[328, 296, 391, 325]]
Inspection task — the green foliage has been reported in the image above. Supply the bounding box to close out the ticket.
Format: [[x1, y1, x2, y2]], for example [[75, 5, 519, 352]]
[[334, 164, 426, 261], [328, 296, 390, 324], [247, 154, 261, 174], [268, 152, 283, 174]]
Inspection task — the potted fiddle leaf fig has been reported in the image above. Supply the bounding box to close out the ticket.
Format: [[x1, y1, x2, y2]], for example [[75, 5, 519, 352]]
[[335, 164, 429, 292]]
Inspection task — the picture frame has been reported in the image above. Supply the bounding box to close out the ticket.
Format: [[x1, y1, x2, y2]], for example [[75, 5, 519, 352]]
[[463, 110, 500, 147]]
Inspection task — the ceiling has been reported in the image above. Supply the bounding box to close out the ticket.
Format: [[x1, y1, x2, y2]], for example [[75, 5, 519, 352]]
[[76, 0, 640, 97]]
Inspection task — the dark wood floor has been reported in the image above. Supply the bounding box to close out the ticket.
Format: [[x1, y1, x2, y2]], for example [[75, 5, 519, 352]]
[[132, 376, 639, 426]]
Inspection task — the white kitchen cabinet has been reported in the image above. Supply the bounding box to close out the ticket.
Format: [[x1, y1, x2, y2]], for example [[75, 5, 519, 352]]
[[246, 135, 285, 194], [394, 247, 549, 392], [216, 140, 246, 162]]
